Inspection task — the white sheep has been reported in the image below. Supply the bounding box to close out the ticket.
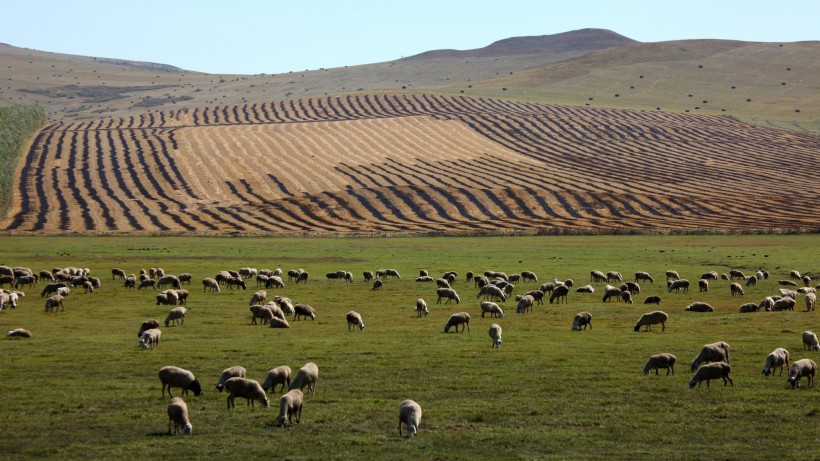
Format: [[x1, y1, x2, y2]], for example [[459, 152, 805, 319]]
[[481, 301, 504, 318], [250, 305, 274, 325], [346, 311, 365, 331], [415, 298, 429, 317], [289, 362, 319, 395], [215, 366, 247, 392], [806, 292, 817, 311], [262, 365, 292, 393], [294, 304, 316, 321], [730, 282, 744, 296], [738, 302, 759, 313], [138, 328, 161, 350], [275, 296, 295, 315], [762, 348, 790, 377], [6, 328, 32, 338], [802, 331, 820, 351], [437, 288, 461, 304], [249, 290, 267, 306], [643, 353, 676, 375], [43, 294, 65, 312], [575, 284, 595, 293], [515, 294, 534, 314], [788, 358, 817, 388], [571, 312, 592, 331], [158, 366, 203, 398], [398, 399, 422, 438], [689, 362, 733, 389], [269, 317, 291, 328], [276, 389, 303, 426], [633, 311, 668, 332], [444, 312, 471, 333], [202, 278, 220, 293], [164, 306, 187, 327], [488, 324, 502, 348], [549, 284, 570, 304], [690, 342, 731, 372], [56, 286, 69, 297], [223, 377, 269, 408], [167, 396, 192, 435]]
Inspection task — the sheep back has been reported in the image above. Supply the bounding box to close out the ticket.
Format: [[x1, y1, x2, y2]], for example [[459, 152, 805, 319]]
[[167, 397, 192, 435], [276, 389, 303, 426], [159, 366, 202, 398], [262, 365, 292, 393], [289, 362, 319, 395], [398, 399, 422, 437]]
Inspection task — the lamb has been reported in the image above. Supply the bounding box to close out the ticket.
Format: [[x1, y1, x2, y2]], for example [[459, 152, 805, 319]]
[[643, 295, 661, 305], [268, 317, 291, 328], [806, 292, 817, 311], [689, 362, 733, 389], [481, 301, 504, 318], [738, 303, 759, 313], [762, 348, 790, 377], [489, 324, 502, 348], [215, 366, 247, 392], [262, 365, 292, 393], [549, 284, 570, 304], [415, 298, 429, 317], [289, 362, 319, 395], [729, 283, 744, 296], [802, 331, 820, 351], [164, 306, 187, 327], [643, 353, 676, 375], [444, 312, 471, 333], [515, 294, 534, 314], [6, 328, 32, 338], [436, 288, 461, 304], [633, 311, 668, 332], [276, 389, 303, 426], [685, 302, 714, 312], [635, 271, 654, 284], [668, 279, 690, 293], [788, 358, 816, 388], [398, 399, 422, 437], [346, 311, 365, 331], [158, 366, 203, 398], [202, 278, 220, 293], [43, 294, 65, 312], [249, 290, 267, 306], [571, 312, 592, 331], [294, 304, 316, 320], [138, 328, 161, 350], [690, 342, 731, 372], [167, 397, 192, 435], [224, 377, 269, 409]]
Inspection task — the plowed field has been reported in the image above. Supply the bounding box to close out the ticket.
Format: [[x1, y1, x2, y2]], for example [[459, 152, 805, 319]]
[[4, 94, 819, 234]]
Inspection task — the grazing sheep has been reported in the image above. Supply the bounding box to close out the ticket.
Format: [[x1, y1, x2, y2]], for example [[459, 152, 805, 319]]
[[633, 311, 668, 332], [435, 278, 451, 289], [521, 271, 538, 283], [250, 305, 274, 325], [363, 271, 374, 282], [802, 331, 820, 351], [265, 276, 285, 289], [14, 275, 36, 290], [138, 279, 156, 290], [372, 279, 383, 291], [802, 275, 812, 287], [575, 284, 595, 293], [643, 295, 661, 305], [590, 270, 607, 283], [268, 317, 291, 328], [296, 271, 309, 284], [56, 286, 69, 297], [685, 302, 714, 312], [164, 306, 187, 327], [602, 285, 622, 302], [806, 293, 817, 312], [289, 362, 319, 395], [739, 302, 759, 313], [138, 319, 160, 337], [729, 269, 745, 280], [43, 294, 65, 312], [515, 294, 534, 314], [759, 296, 776, 312], [607, 271, 623, 283], [481, 301, 505, 318], [224, 377, 269, 409], [762, 348, 790, 377], [415, 298, 429, 317], [276, 389, 303, 426], [436, 288, 461, 304], [700, 271, 719, 280], [730, 283, 744, 296], [215, 366, 247, 392], [444, 312, 471, 333], [249, 290, 267, 306], [668, 279, 690, 293], [178, 273, 192, 285], [156, 292, 176, 306], [489, 324, 502, 348], [294, 304, 316, 321], [275, 296, 295, 315], [790, 270, 802, 281], [621, 281, 641, 295], [226, 277, 247, 290], [398, 400, 422, 438], [157, 275, 181, 290], [689, 362, 733, 389], [158, 366, 203, 398], [262, 366, 292, 394], [772, 297, 796, 311], [635, 271, 654, 284], [571, 312, 592, 331], [6, 328, 32, 338], [745, 276, 757, 287], [690, 342, 731, 372], [524, 289, 545, 305], [698, 279, 709, 293], [666, 270, 680, 281], [384, 269, 401, 279], [620, 291, 633, 304], [40, 282, 66, 297], [202, 278, 220, 293], [476, 284, 506, 302], [111, 268, 126, 280], [643, 353, 676, 375], [346, 311, 365, 331], [549, 284, 570, 304], [124, 275, 136, 289], [138, 328, 161, 350], [167, 397, 192, 435], [788, 358, 817, 388]]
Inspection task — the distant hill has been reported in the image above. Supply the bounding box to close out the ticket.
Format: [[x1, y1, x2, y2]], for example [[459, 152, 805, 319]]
[[403, 28, 636, 59]]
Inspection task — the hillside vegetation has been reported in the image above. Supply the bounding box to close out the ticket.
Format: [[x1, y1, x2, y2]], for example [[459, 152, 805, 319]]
[[0, 104, 46, 215]]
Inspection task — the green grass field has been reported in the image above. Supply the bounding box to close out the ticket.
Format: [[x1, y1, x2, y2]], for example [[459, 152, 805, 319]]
[[1, 235, 819, 460]]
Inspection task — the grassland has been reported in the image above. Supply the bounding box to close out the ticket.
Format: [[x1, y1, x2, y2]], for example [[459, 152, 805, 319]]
[[1, 234, 819, 460]]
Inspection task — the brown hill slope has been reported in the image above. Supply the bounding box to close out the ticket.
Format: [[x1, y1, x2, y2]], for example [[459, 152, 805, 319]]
[[4, 94, 818, 235]]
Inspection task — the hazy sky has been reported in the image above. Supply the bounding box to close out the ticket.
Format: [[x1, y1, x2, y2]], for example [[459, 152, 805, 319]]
[[2, 0, 817, 74]]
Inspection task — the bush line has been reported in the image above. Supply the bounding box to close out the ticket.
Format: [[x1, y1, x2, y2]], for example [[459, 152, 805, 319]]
[[0, 104, 47, 216]]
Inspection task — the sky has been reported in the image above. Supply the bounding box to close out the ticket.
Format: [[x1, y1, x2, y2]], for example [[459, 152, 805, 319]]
[[2, 0, 818, 75]]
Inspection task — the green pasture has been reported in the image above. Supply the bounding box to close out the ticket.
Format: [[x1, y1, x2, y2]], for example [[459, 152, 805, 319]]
[[1, 234, 819, 460]]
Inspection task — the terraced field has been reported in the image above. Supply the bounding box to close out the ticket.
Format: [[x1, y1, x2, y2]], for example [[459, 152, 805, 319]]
[[4, 94, 819, 234]]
